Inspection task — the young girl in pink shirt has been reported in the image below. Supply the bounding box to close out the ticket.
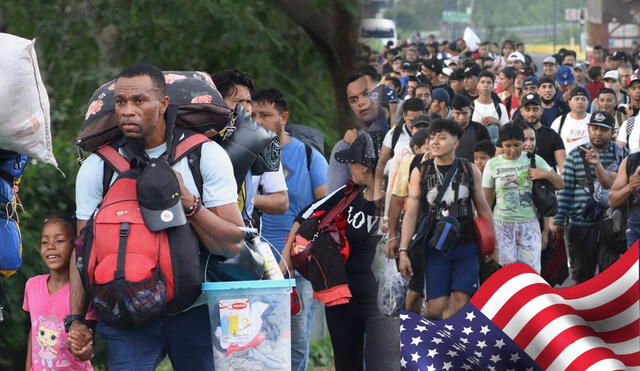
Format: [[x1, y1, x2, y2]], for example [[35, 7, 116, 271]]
[[23, 217, 93, 370]]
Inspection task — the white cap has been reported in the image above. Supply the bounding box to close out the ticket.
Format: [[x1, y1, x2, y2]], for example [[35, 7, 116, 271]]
[[507, 51, 525, 63], [543, 56, 557, 64], [442, 67, 453, 77], [603, 70, 620, 81]]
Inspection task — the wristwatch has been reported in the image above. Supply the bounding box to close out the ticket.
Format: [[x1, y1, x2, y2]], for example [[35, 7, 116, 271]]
[[63, 314, 85, 333]]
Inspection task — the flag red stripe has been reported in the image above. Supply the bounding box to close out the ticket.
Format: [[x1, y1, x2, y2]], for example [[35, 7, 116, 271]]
[[490, 283, 551, 328], [596, 321, 640, 344], [512, 303, 575, 348], [470, 262, 536, 309], [564, 347, 626, 371], [617, 351, 640, 366], [535, 325, 614, 369], [558, 245, 638, 300], [575, 282, 639, 322]]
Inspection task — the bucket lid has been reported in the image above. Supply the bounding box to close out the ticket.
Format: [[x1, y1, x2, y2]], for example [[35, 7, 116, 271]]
[[202, 279, 295, 291]]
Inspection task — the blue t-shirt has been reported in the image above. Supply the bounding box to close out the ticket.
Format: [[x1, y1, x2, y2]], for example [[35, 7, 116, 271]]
[[261, 138, 328, 253]]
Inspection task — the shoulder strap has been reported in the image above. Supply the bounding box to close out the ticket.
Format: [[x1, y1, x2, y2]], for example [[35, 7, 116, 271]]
[[305, 143, 313, 173], [581, 150, 595, 194], [433, 159, 460, 207], [626, 116, 636, 142], [529, 152, 537, 169], [493, 99, 502, 118], [558, 113, 568, 136], [390, 124, 404, 157], [96, 145, 130, 173], [460, 158, 474, 187], [171, 133, 210, 165], [318, 186, 363, 230]]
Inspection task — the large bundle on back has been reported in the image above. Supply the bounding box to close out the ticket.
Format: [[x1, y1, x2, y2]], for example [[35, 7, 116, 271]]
[[0, 33, 55, 166]]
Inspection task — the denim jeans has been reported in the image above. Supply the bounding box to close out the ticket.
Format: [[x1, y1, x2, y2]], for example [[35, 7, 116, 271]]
[[627, 210, 640, 248], [291, 274, 318, 371], [96, 304, 214, 371]]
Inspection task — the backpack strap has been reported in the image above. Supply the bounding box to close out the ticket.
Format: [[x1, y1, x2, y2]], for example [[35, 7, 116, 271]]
[[96, 145, 131, 173], [558, 113, 568, 137], [171, 133, 210, 165], [390, 124, 405, 158], [625, 116, 636, 144], [305, 143, 313, 173], [493, 99, 502, 119]]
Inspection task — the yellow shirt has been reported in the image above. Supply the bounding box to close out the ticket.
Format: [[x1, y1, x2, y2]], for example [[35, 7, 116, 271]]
[[392, 154, 415, 197]]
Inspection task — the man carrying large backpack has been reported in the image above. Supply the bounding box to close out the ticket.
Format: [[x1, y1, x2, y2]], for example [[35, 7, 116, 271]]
[[69, 64, 244, 370]]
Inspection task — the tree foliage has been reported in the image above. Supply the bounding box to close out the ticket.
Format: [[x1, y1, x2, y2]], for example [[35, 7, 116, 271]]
[[0, 0, 360, 368]]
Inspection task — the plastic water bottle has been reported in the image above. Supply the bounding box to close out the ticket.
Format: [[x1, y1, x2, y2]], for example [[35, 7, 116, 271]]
[[252, 236, 284, 280]]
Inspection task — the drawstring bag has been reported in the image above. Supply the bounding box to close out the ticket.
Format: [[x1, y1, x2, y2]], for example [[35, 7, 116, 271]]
[[377, 258, 407, 316]]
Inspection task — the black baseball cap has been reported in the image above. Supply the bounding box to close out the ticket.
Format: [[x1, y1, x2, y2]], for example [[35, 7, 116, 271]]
[[422, 58, 443, 74], [611, 51, 627, 61], [588, 111, 615, 129], [335, 131, 379, 168], [463, 64, 481, 78], [569, 86, 589, 100], [413, 114, 432, 128], [521, 93, 542, 106], [137, 158, 187, 232]]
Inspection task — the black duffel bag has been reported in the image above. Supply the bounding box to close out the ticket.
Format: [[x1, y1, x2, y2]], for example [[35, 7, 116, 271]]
[[529, 152, 557, 216]]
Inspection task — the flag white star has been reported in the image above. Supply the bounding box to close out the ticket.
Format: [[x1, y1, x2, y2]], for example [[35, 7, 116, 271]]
[[495, 339, 506, 349], [476, 340, 487, 349], [490, 354, 501, 363], [474, 351, 482, 358], [427, 348, 438, 358], [431, 337, 443, 344], [411, 352, 420, 362], [487, 366, 496, 371], [400, 341, 404, 348], [510, 353, 521, 362], [415, 325, 427, 332], [446, 350, 458, 357], [460, 337, 469, 344], [444, 324, 454, 331], [400, 324, 406, 332], [461, 364, 472, 370], [480, 325, 490, 335], [462, 326, 473, 335], [411, 336, 423, 346], [400, 313, 409, 321], [442, 361, 453, 370], [426, 365, 436, 371], [465, 311, 476, 321], [400, 357, 407, 368]]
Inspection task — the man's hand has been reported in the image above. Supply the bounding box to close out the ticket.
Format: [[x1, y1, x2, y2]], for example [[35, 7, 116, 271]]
[[398, 252, 413, 280], [173, 170, 194, 209], [579, 146, 600, 165], [550, 223, 563, 237], [343, 129, 358, 144], [629, 167, 640, 191], [385, 237, 399, 258], [488, 248, 500, 265], [480, 116, 500, 126], [68, 322, 93, 360], [528, 168, 547, 181]]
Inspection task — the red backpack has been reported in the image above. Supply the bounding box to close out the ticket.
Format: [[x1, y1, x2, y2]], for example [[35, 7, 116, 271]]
[[79, 133, 210, 325]]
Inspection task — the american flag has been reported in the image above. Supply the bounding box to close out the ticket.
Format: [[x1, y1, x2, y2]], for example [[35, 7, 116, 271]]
[[401, 243, 639, 371]]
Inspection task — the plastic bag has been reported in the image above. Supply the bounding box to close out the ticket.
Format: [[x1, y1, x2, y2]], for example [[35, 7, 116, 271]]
[[371, 234, 387, 281], [0, 33, 56, 167], [377, 258, 407, 317]]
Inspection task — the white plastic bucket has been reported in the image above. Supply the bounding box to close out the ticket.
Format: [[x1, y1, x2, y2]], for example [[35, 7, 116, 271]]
[[203, 279, 295, 370]]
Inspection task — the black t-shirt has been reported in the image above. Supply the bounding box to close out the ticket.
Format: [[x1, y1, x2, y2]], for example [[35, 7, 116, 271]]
[[419, 159, 477, 246], [457, 121, 491, 161]]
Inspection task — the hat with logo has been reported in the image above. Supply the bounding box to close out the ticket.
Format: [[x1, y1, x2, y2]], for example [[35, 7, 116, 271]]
[[422, 58, 443, 74], [431, 88, 451, 105], [588, 111, 615, 129], [463, 64, 481, 78], [568, 86, 589, 100], [629, 74, 640, 86], [521, 75, 539, 89], [521, 93, 542, 107], [611, 51, 627, 61], [543, 56, 557, 65], [507, 51, 526, 63], [137, 158, 187, 232], [603, 70, 620, 81], [335, 131, 379, 168], [556, 65, 575, 85]]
